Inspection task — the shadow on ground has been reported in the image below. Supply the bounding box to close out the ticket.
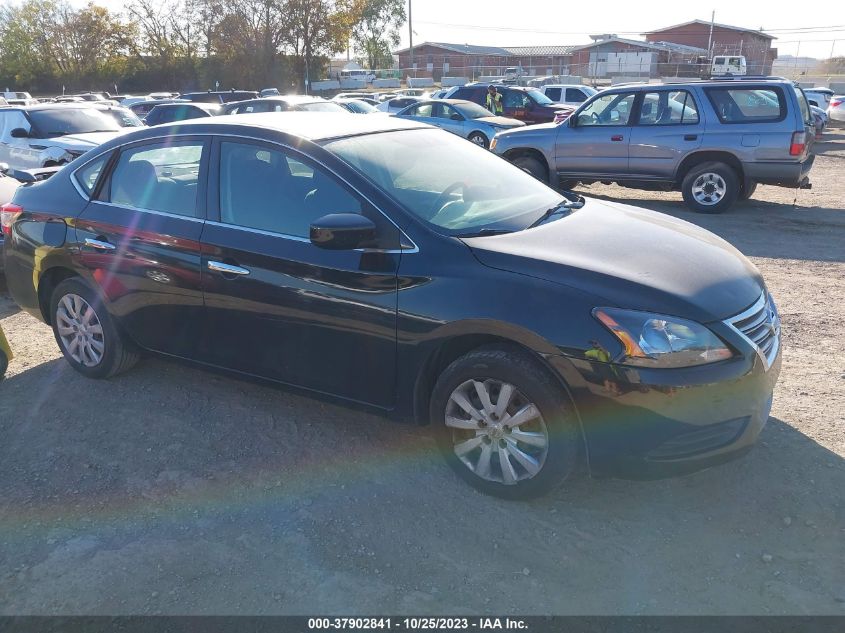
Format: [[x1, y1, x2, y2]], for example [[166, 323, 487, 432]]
[[0, 358, 842, 615]]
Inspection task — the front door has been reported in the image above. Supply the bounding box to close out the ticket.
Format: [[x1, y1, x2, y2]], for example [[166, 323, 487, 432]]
[[628, 89, 703, 179], [554, 91, 637, 178], [198, 139, 400, 408], [74, 138, 208, 357]]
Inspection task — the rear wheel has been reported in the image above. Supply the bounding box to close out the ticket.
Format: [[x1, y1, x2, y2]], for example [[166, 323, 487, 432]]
[[681, 161, 739, 213], [468, 132, 489, 149], [430, 347, 579, 499], [511, 155, 548, 183], [0, 349, 7, 380], [50, 278, 139, 379]]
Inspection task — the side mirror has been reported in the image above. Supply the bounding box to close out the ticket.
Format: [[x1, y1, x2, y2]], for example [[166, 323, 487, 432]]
[[610, 110, 620, 122], [310, 213, 377, 250], [10, 128, 29, 138]]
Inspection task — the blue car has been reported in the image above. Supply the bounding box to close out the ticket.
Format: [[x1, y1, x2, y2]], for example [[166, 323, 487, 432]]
[[393, 99, 525, 148]]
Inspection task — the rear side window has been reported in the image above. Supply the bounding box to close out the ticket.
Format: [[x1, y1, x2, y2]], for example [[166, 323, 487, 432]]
[[705, 88, 785, 124], [638, 90, 699, 125], [74, 154, 110, 197], [545, 88, 562, 101], [108, 142, 204, 216]]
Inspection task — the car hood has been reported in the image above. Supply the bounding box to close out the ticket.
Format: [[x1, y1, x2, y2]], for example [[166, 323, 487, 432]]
[[462, 199, 764, 323], [47, 130, 127, 150], [477, 116, 525, 128]]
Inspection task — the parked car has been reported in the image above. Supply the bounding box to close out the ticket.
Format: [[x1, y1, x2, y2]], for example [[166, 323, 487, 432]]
[[540, 84, 598, 107], [2, 91, 37, 106], [260, 88, 281, 97], [222, 96, 348, 115], [180, 90, 258, 104], [803, 88, 833, 109], [376, 96, 423, 113], [396, 89, 430, 98], [75, 93, 119, 106], [429, 89, 450, 100], [0, 104, 130, 170], [144, 102, 221, 125], [492, 78, 816, 213], [827, 95, 845, 124], [447, 84, 574, 125], [394, 99, 524, 148], [128, 98, 187, 120], [333, 92, 370, 101], [336, 99, 380, 114], [2, 112, 782, 498]]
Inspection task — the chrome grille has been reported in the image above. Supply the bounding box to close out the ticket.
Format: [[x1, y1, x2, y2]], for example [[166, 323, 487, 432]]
[[725, 292, 781, 370]]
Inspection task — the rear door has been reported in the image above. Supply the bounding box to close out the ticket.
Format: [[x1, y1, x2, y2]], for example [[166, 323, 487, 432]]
[[554, 91, 637, 177], [74, 137, 208, 357], [628, 89, 703, 179], [197, 138, 401, 408]]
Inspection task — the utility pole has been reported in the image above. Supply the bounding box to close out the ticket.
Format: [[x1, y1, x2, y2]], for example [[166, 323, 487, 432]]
[[707, 10, 715, 57], [408, 0, 414, 78]]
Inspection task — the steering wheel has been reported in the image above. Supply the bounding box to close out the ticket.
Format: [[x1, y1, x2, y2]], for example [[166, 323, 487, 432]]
[[431, 181, 467, 217]]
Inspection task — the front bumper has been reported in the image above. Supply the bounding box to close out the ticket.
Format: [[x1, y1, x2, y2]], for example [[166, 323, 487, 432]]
[[547, 332, 782, 479]]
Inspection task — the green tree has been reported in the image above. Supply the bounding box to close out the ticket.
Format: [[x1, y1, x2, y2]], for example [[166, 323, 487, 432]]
[[351, 0, 405, 71]]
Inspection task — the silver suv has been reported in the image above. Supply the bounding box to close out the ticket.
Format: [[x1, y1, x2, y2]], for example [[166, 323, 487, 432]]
[[491, 78, 816, 213]]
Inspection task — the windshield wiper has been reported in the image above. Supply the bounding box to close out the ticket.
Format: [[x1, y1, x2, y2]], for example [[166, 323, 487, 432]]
[[527, 196, 585, 229], [455, 228, 514, 238]]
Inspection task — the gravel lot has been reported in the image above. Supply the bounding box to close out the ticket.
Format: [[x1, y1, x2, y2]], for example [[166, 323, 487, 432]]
[[0, 131, 843, 615]]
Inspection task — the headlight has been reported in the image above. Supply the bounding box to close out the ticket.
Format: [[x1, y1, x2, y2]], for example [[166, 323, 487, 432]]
[[593, 308, 734, 368], [489, 138, 498, 151]]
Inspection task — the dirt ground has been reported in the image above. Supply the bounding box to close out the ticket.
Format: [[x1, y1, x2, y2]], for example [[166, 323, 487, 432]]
[[0, 131, 843, 616]]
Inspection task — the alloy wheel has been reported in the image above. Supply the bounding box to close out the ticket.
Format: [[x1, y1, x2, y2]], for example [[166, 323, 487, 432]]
[[691, 172, 727, 206], [55, 294, 105, 367], [445, 379, 548, 485]]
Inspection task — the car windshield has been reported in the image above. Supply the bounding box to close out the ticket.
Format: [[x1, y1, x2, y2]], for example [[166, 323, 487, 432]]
[[346, 100, 377, 113], [299, 101, 348, 113], [526, 89, 553, 105], [325, 128, 564, 236], [29, 108, 122, 137], [455, 101, 498, 119], [102, 108, 144, 127]]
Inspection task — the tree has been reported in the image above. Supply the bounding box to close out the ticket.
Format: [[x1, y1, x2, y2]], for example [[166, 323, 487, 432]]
[[350, 0, 405, 71]]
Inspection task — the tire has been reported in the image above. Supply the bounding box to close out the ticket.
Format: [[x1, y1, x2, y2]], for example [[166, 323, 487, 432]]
[[467, 132, 489, 149], [558, 179, 578, 191], [0, 350, 7, 380], [739, 181, 757, 201], [681, 161, 739, 214], [430, 346, 579, 499], [50, 278, 139, 379], [511, 155, 548, 183]]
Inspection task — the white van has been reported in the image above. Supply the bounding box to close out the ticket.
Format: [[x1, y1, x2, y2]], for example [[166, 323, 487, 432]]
[[711, 56, 747, 77], [340, 69, 376, 83]]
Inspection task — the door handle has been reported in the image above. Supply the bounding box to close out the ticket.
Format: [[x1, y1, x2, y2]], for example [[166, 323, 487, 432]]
[[208, 261, 250, 276], [684, 134, 698, 141], [610, 135, 624, 142], [84, 238, 116, 251]]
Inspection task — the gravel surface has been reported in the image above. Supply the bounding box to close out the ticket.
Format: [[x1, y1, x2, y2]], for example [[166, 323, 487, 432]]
[[0, 131, 843, 615]]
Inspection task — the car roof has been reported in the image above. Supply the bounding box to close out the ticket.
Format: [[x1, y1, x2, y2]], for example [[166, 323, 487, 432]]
[[604, 78, 794, 91], [155, 112, 429, 141], [0, 102, 120, 112]]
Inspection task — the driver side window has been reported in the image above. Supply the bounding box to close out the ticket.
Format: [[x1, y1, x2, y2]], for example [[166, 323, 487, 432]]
[[577, 92, 636, 126]]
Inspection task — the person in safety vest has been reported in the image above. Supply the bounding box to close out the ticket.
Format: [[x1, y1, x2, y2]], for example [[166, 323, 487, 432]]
[[0, 323, 11, 379], [486, 85, 503, 115]]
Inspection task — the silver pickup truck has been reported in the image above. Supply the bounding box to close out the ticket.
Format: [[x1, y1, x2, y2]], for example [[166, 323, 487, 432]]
[[491, 78, 816, 213]]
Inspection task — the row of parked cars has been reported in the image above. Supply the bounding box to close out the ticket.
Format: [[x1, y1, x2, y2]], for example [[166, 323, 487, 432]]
[[1, 78, 838, 216]]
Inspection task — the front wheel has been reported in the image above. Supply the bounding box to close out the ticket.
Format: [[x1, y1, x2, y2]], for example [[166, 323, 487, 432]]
[[467, 132, 489, 149], [511, 155, 548, 183], [681, 161, 739, 213], [430, 347, 579, 499], [739, 181, 757, 201], [50, 278, 139, 379]]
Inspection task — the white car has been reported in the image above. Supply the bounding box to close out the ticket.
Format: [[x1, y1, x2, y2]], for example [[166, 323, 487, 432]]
[[828, 95, 845, 124], [539, 84, 598, 107], [0, 104, 130, 170], [1, 91, 38, 106], [804, 88, 834, 109]]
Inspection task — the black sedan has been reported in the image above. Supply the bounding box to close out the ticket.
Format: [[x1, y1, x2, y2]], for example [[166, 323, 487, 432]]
[[1, 113, 781, 498]]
